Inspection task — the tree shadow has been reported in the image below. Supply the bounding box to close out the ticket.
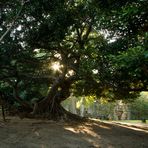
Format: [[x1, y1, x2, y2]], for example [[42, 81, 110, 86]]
[[64, 120, 148, 148], [0, 118, 148, 148]]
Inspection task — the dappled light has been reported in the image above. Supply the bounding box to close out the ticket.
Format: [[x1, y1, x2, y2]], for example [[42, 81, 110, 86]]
[[64, 126, 101, 138], [0, 0, 148, 147], [1, 117, 148, 147], [106, 121, 148, 133]]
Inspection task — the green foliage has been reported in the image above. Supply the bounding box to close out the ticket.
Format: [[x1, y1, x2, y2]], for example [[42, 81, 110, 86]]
[[130, 92, 148, 119], [110, 46, 148, 78], [0, 0, 147, 108]]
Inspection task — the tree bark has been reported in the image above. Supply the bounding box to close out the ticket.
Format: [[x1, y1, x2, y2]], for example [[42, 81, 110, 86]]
[[31, 75, 79, 120]]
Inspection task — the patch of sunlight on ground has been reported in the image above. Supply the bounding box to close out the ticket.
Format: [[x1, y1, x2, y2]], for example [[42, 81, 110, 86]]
[[86, 118, 111, 130], [105, 121, 148, 133], [119, 120, 148, 124], [64, 126, 101, 138]]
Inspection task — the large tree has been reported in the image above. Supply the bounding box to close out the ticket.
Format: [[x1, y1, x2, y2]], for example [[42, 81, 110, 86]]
[[0, 0, 147, 120]]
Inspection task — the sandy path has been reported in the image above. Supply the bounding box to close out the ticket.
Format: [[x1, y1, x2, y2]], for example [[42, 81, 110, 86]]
[[0, 117, 148, 148]]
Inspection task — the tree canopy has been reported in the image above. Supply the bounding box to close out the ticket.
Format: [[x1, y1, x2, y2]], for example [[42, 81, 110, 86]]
[[0, 0, 148, 119]]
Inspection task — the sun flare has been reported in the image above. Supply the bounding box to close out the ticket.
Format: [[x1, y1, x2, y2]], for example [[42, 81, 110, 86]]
[[51, 62, 61, 71]]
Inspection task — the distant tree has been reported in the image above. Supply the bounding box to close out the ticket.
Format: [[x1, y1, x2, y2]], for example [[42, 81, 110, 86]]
[[130, 92, 148, 120]]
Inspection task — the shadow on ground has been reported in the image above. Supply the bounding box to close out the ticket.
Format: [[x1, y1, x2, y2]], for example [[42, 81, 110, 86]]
[[0, 117, 148, 148]]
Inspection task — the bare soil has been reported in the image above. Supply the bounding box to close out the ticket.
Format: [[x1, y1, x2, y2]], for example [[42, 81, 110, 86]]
[[0, 117, 148, 148]]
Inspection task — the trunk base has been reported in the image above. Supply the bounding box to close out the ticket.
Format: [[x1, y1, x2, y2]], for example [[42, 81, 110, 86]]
[[17, 102, 85, 121]]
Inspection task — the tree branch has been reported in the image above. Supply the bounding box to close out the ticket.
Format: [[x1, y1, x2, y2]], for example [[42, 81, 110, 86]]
[[0, 0, 26, 42]]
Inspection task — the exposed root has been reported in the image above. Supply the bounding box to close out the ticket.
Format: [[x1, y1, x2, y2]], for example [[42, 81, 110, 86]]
[[14, 97, 86, 122], [17, 104, 86, 122]]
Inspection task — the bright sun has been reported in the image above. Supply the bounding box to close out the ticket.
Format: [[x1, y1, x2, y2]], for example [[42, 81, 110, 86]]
[[51, 62, 61, 71]]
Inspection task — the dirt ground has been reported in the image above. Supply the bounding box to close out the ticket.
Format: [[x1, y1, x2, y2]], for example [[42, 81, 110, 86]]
[[0, 117, 148, 148]]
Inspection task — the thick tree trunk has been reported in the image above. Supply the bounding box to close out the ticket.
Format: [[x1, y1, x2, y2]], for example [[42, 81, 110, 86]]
[[31, 90, 70, 119], [11, 75, 82, 120], [31, 98, 83, 121], [30, 75, 82, 120]]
